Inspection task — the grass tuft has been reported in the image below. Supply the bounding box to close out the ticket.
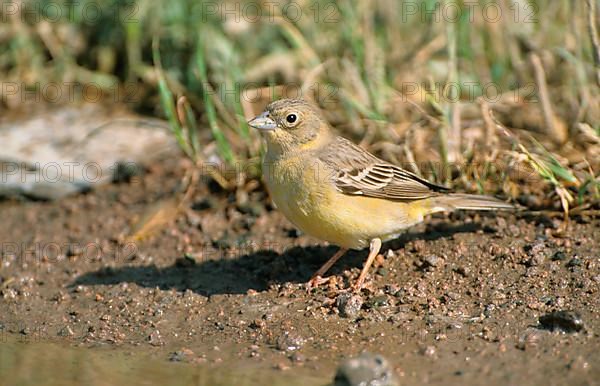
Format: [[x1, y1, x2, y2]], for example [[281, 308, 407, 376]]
[[0, 0, 598, 214]]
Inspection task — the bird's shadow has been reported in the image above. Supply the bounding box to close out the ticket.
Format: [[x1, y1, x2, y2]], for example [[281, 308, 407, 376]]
[[72, 222, 483, 296]]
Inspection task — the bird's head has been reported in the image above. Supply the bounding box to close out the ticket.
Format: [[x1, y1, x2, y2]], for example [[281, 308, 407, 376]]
[[248, 99, 330, 155]]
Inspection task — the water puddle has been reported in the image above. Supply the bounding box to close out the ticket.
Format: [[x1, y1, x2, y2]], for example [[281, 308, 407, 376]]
[[0, 334, 326, 386]]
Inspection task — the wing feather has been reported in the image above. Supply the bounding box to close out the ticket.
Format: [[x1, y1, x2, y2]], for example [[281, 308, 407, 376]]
[[318, 137, 449, 201]]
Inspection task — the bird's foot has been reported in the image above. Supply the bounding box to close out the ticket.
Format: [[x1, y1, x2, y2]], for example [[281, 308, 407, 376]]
[[305, 275, 331, 292], [350, 278, 365, 292]]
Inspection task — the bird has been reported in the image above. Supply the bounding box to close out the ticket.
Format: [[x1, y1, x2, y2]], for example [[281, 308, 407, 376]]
[[248, 98, 515, 291]]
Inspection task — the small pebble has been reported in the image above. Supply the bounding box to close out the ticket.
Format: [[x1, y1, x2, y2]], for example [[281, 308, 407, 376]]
[[274, 362, 290, 371], [169, 348, 195, 362], [420, 345, 436, 357], [421, 255, 442, 268], [366, 295, 388, 309], [334, 353, 398, 386], [517, 329, 542, 350], [336, 294, 363, 318], [446, 292, 460, 301], [289, 352, 306, 363], [57, 326, 74, 337], [539, 310, 585, 333], [566, 257, 582, 268], [275, 331, 305, 352], [148, 330, 164, 346], [454, 266, 470, 277]]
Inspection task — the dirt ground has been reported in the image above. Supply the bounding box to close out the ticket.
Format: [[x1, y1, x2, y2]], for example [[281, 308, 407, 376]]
[[1, 155, 598, 385]]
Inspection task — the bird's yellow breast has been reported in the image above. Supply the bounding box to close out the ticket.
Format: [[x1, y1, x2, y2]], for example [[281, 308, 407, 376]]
[[263, 154, 428, 249]]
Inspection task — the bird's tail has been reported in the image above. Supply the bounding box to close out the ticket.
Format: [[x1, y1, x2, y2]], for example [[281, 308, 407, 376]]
[[428, 193, 516, 213]]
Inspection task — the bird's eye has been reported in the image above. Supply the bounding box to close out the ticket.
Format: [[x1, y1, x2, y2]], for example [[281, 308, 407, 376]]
[[286, 114, 297, 124]]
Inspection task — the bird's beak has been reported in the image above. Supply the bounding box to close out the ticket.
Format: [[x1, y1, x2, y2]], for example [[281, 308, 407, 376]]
[[248, 111, 277, 131]]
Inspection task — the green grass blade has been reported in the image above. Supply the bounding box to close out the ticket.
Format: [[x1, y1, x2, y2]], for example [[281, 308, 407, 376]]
[[152, 38, 192, 158], [195, 35, 235, 165]]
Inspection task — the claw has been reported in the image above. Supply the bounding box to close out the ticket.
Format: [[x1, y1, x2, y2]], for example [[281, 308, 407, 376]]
[[306, 275, 330, 292], [350, 281, 362, 292]]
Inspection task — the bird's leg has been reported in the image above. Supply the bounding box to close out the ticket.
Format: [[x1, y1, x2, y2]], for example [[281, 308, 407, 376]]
[[352, 238, 382, 291], [307, 247, 348, 289]]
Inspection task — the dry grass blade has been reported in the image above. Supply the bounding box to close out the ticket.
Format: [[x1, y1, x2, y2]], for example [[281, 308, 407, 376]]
[[301, 58, 334, 102], [586, 0, 600, 87], [126, 168, 201, 242], [577, 122, 600, 144], [445, 3, 461, 163], [126, 196, 181, 242], [272, 16, 320, 67], [402, 124, 423, 176], [482, 102, 574, 219], [478, 98, 498, 151], [529, 53, 568, 144]]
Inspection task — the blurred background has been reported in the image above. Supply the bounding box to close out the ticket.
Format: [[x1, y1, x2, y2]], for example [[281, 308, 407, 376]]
[[1, 0, 599, 210]]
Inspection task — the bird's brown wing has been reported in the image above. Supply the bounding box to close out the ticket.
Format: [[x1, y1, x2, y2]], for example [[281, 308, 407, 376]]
[[318, 137, 450, 201]]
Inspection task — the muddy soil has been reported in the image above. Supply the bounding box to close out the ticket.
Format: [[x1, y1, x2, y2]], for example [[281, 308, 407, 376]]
[[0, 156, 598, 385]]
